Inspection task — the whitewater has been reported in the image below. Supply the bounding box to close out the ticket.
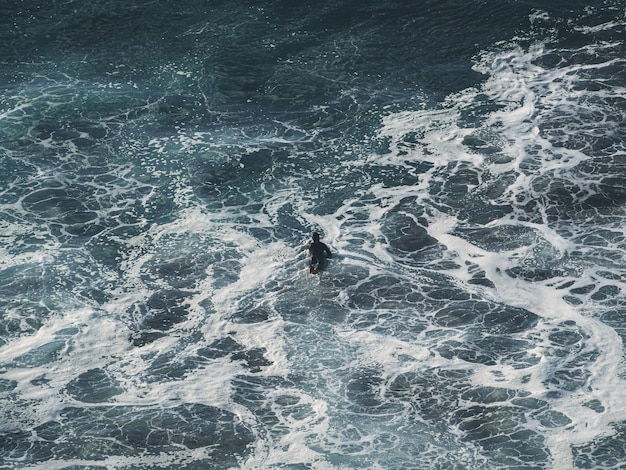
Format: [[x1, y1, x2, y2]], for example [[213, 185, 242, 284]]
[[1, 1, 626, 468]]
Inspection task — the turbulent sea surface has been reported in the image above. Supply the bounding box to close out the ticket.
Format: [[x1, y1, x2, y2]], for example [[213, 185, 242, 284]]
[[1, 1, 626, 468]]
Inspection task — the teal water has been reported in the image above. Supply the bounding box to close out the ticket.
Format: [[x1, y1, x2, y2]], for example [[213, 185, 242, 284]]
[[1, 1, 626, 468]]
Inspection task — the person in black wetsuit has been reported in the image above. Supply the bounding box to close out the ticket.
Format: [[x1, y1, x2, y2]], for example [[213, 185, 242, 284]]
[[308, 232, 332, 274]]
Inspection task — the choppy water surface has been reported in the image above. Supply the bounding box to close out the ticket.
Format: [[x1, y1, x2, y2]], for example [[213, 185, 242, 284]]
[[1, 1, 626, 468]]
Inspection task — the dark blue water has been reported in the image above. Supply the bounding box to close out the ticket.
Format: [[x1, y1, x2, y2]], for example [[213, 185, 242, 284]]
[[1, 1, 626, 468]]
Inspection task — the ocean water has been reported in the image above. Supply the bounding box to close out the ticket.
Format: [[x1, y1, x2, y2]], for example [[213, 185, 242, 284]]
[[1, 1, 625, 468]]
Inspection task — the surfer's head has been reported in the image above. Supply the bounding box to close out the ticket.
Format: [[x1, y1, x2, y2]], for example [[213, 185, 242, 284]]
[[312, 232, 320, 241]]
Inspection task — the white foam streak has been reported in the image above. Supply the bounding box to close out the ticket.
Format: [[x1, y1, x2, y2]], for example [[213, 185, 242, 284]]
[[377, 109, 483, 168], [370, 34, 626, 466], [336, 329, 430, 374], [0, 308, 132, 428], [426, 212, 626, 468]]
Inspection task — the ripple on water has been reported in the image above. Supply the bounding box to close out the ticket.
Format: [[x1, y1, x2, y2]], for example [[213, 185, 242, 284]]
[[0, 404, 255, 466]]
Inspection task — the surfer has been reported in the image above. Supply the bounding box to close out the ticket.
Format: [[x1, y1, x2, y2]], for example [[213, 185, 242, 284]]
[[308, 232, 332, 274]]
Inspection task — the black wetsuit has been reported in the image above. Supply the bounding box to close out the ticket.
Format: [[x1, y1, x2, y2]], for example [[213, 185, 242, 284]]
[[309, 240, 332, 272]]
